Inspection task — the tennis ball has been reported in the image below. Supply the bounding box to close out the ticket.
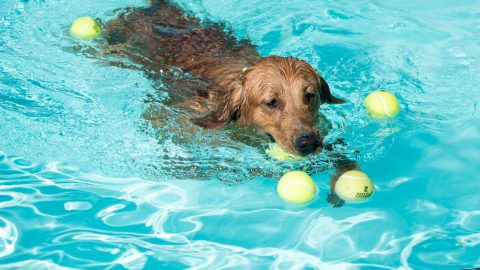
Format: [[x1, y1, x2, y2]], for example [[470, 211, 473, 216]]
[[70, 16, 102, 40], [364, 90, 400, 118], [334, 170, 374, 202], [266, 144, 304, 161], [277, 171, 317, 204]]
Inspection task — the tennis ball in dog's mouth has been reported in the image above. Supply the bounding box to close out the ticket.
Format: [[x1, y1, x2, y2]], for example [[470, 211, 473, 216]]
[[70, 17, 102, 40], [334, 170, 374, 202], [277, 171, 317, 204], [266, 143, 304, 161], [364, 90, 400, 118]]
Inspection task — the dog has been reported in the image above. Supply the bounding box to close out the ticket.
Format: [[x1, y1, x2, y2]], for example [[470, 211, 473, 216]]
[[101, 0, 358, 206]]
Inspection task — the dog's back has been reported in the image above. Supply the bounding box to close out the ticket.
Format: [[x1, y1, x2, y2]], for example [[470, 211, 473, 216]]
[[104, 0, 259, 73]]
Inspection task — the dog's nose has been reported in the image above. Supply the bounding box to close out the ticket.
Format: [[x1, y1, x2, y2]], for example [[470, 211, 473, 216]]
[[294, 133, 322, 155]]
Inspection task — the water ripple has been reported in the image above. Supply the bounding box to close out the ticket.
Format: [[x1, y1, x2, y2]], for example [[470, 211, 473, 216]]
[[1, 0, 480, 269], [0, 216, 17, 258]]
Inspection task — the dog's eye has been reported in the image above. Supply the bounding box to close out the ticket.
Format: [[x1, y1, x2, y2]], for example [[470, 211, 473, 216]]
[[305, 92, 316, 103], [266, 99, 278, 109]]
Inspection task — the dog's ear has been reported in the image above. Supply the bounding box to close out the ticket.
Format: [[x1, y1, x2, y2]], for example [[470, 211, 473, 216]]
[[304, 62, 345, 104], [192, 84, 244, 128], [318, 76, 345, 104]]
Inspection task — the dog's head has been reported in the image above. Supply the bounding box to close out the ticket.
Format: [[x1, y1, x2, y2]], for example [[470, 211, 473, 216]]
[[193, 56, 344, 156]]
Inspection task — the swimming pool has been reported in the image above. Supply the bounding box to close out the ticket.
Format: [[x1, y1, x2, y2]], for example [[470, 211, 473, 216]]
[[1, 0, 479, 269]]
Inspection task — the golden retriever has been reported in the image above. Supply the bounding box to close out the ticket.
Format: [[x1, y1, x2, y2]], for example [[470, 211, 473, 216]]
[[101, 0, 356, 206]]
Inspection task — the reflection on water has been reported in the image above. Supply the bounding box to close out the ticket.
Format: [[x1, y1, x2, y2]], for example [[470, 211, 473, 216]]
[[0, 0, 480, 269]]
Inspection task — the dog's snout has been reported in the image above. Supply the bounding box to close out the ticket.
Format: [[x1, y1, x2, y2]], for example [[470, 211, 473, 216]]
[[294, 133, 322, 155]]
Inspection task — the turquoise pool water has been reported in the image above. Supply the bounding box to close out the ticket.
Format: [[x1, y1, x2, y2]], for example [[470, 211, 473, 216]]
[[1, 0, 480, 269]]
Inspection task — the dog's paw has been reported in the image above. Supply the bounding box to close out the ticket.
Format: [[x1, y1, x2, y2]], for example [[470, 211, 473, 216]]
[[327, 193, 345, 208]]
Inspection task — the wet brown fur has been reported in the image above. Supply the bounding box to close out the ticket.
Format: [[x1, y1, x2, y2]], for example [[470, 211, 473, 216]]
[[102, 0, 343, 155]]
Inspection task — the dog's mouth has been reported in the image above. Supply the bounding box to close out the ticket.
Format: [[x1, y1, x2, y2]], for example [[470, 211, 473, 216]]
[[266, 133, 275, 143], [265, 132, 324, 156]]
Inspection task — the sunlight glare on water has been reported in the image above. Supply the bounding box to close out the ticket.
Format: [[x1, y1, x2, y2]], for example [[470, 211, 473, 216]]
[[0, 0, 479, 269]]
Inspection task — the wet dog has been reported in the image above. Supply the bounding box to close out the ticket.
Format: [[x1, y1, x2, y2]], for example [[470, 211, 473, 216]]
[[102, 0, 357, 206]]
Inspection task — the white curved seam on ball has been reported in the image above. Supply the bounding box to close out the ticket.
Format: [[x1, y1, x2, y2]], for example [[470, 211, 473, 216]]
[[341, 174, 368, 181], [281, 180, 315, 195], [371, 93, 392, 117], [79, 18, 92, 35]]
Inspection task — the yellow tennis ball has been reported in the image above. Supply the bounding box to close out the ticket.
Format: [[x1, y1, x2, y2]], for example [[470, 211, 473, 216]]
[[364, 90, 400, 118], [334, 170, 374, 202], [266, 144, 304, 161], [277, 171, 317, 204], [70, 16, 102, 40]]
